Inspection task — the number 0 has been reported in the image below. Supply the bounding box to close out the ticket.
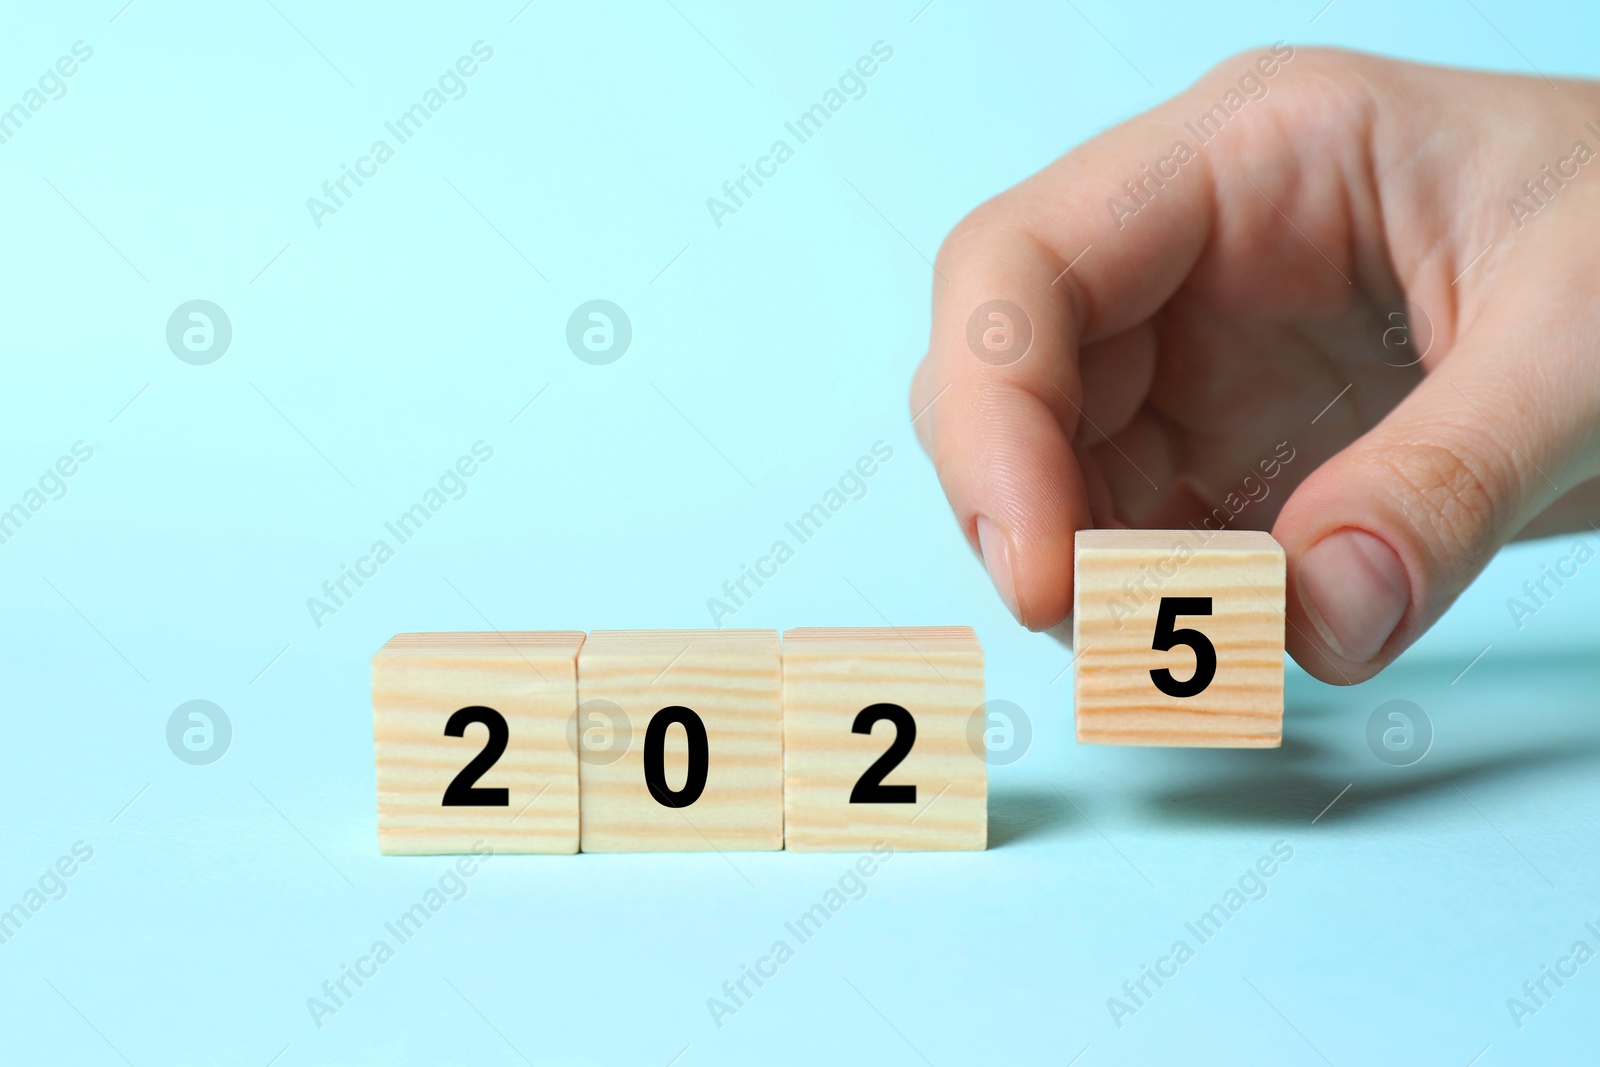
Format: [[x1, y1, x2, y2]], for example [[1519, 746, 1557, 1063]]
[[643, 706, 709, 808], [1149, 596, 1217, 698]]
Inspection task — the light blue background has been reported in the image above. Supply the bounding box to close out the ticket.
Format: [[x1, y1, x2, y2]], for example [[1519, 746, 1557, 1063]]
[[2, 1, 1597, 1063]]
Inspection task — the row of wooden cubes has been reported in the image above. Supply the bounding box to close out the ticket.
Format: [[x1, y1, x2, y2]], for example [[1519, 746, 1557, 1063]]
[[372, 627, 986, 854]]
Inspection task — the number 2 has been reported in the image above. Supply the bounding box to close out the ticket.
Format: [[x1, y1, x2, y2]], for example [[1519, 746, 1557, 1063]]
[[1149, 596, 1217, 698], [849, 703, 917, 804], [441, 706, 510, 806]]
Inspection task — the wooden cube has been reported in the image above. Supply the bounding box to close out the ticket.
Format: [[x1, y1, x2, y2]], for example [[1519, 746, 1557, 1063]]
[[577, 630, 783, 852], [372, 631, 584, 854], [782, 627, 986, 851], [1073, 530, 1285, 747]]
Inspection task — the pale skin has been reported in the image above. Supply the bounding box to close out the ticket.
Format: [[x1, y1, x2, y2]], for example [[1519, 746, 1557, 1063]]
[[911, 46, 1600, 685]]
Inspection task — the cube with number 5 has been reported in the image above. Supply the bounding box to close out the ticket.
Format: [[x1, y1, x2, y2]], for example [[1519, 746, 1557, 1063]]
[[1073, 530, 1285, 747]]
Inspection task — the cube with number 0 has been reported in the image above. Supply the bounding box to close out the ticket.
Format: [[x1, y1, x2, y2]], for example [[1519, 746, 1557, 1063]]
[[576, 630, 784, 852], [781, 627, 986, 851], [1073, 530, 1285, 747], [372, 632, 586, 854]]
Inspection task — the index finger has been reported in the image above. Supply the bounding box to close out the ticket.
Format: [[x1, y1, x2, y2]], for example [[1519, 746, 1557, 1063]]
[[922, 82, 1220, 629]]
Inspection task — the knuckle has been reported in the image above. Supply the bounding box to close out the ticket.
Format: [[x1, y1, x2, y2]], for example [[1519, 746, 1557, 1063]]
[[1380, 432, 1516, 565], [935, 197, 1009, 276], [1188, 44, 1370, 136], [1198, 44, 1349, 87]]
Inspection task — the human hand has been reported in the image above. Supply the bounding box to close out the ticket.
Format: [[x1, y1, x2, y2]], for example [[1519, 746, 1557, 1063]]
[[910, 46, 1600, 683]]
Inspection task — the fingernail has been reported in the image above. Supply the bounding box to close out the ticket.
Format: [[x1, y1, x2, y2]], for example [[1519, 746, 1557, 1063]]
[[1297, 529, 1410, 664], [977, 516, 1022, 624]]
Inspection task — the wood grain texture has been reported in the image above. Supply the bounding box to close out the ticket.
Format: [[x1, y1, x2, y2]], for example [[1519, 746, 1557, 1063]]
[[577, 630, 782, 852], [1073, 530, 1285, 747], [782, 627, 986, 852], [372, 631, 584, 855]]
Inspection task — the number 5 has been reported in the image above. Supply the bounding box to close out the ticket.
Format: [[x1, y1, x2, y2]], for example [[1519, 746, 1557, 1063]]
[[1149, 596, 1217, 698]]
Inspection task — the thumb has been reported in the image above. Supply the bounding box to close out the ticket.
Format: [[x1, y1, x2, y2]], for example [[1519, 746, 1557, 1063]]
[[1274, 317, 1598, 684]]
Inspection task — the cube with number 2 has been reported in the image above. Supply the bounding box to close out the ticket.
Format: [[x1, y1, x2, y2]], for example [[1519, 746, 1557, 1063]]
[[782, 627, 986, 851], [371, 632, 585, 854]]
